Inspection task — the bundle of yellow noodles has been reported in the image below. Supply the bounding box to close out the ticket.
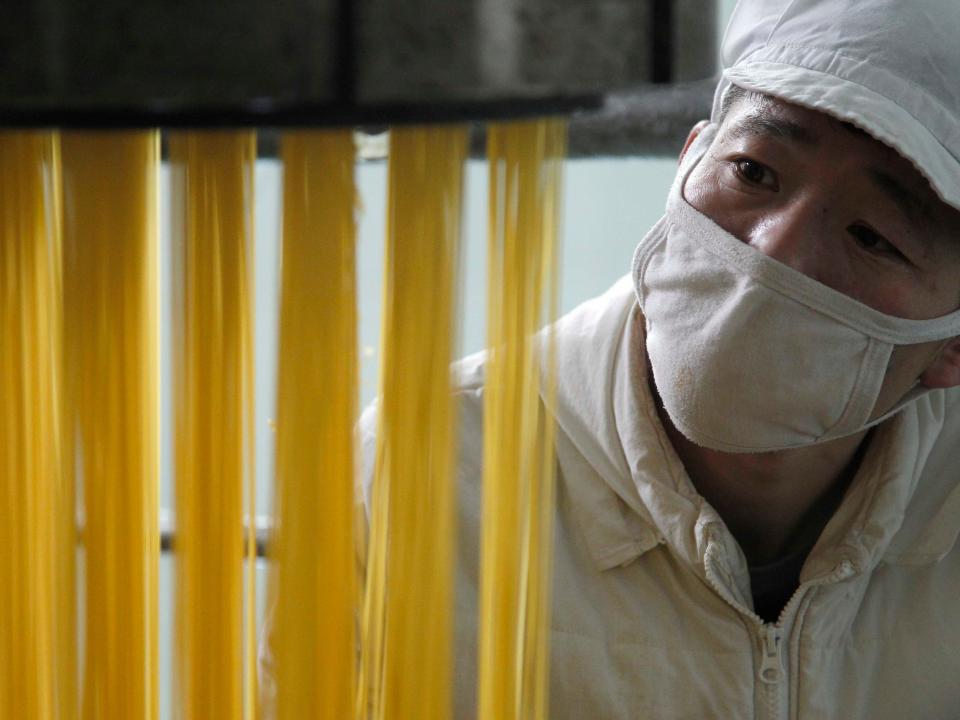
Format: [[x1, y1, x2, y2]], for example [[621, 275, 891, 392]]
[[0, 132, 75, 720], [479, 119, 566, 720], [169, 132, 257, 720], [358, 125, 468, 720], [61, 132, 160, 720], [270, 130, 359, 720]]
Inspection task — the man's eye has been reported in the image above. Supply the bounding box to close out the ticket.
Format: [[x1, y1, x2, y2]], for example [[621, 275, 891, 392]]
[[847, 223, 908, 262], [733, 158, 777, 189]]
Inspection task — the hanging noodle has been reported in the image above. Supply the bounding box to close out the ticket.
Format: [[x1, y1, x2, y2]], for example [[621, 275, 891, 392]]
[[270, 130, 359, 720], [0, 131, 75, 720], [358, 125, 468, 720], [61, 132, 160, 720], [168, 132, 257, 720], [478, 118, 566, 720]]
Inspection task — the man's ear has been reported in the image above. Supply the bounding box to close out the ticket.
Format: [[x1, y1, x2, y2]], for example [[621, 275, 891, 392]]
[[920, 337, 960, 389], [679, 120, 711, 164]]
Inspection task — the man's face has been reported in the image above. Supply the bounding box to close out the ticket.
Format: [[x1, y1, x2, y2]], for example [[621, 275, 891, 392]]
[[682, 93, 960, 407], [684, 94, 960, 321]]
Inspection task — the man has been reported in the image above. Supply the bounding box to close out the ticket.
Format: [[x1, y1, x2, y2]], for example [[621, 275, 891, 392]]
[[363, 0, 959, 716], [265, 0, 960, 716]]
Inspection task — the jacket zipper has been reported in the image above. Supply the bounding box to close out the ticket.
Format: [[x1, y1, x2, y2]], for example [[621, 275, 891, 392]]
[[704, 540, 857, 720], [703, 551, 783, 719], [759, 624, 785, 720], [759, 625, 784, 684]]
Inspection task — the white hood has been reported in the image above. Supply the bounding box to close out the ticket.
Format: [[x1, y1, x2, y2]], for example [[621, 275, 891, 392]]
[[714, 0, 960, 211]]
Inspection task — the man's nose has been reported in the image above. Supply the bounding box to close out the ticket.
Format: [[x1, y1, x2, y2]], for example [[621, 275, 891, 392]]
[[746, 199, 829, 282]]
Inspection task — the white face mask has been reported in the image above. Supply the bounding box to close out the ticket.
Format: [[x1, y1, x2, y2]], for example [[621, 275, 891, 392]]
[[632, 126, 960, 453]]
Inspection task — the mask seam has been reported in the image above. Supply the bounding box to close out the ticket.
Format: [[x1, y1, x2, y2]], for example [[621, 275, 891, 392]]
[[816, 338, 891, 442], [631, 229, 663, 306], [665, 412, 817, 454]]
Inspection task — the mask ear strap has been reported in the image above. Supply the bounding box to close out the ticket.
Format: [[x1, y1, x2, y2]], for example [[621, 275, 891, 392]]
[[864, 383, 933, 431], [669, 123, 719, 206], [635, 123, 720, 291]]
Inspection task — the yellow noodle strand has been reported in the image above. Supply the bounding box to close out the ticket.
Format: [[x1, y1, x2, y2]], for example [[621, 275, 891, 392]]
[[244, 162, 259, 720], [271, 130, 359, 720], [478, 119, 566, 720], [168, 132, 256, 720], [358, 124, 467, 720], [0, 131, 75, 720], [61, 132, 160, 720]]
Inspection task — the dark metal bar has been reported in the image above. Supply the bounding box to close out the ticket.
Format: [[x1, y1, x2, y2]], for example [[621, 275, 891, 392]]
[[0, 95, 601, 129], [651, 0, 674, 84], [336, 0, 357, 105], [248, 80, 714, 159], [0, 0, 715, 128], [159, 525, 271, 559], [563, 79, 713, 156]]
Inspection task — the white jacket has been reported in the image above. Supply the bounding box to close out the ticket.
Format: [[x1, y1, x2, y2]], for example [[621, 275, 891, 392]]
[[357, 276, 960, 719]]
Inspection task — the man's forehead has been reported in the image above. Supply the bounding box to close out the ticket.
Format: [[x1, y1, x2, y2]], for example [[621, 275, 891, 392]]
[[721, 93, 868, 148]]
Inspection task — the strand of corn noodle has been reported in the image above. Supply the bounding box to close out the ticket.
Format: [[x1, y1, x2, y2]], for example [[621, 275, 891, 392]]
[[242, 146, 259, 720], [358, 125, 467, 720], [526, 122, 563, 719], [52, 132, 79, 720], [61, 132, 160, 720], [0, 131, 75, 720], [478, 119, 565, 720], [271, 131, 359, 720], [168, 132, 256, 720]]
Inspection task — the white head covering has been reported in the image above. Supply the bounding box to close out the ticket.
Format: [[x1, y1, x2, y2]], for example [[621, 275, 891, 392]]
[[713, 0, 960, 212]]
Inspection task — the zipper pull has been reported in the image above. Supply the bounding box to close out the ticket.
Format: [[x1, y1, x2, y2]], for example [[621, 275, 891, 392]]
[[759, 626, 784, 684]]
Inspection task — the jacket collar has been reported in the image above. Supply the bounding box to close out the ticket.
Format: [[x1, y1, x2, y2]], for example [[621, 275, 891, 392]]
[[879, 389, 960, 566], [545, 276, 720, 573], [544, 275, 960, 575]]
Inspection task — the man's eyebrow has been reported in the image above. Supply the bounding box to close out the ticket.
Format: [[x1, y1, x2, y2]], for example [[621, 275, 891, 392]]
[[868, 168, 933, 228], [724, 113, 819, 146]]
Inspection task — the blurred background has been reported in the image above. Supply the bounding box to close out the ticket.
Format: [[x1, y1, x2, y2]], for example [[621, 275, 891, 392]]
[[149, 0, 738, 715]]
